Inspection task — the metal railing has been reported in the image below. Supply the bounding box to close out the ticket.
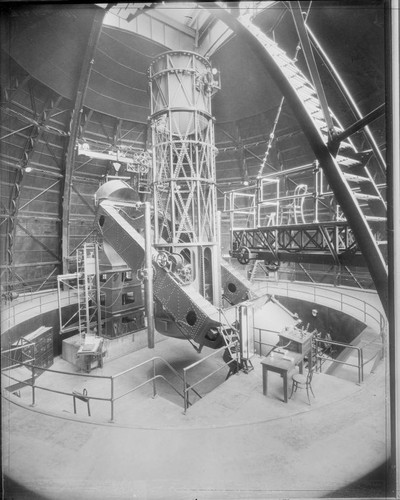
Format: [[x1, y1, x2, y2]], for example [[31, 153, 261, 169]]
[[253, 327, 280, 356], [252, 325, 382, 385], [1, 353, 111, 415], [1, 288, 78, 333], [1, 352, 201, 422], [314, 338, 365, 385], [250, 280, 386, 336], [183, 342, 236, 414], [109, 356, 201, 420], [266, 265, 375, 289]]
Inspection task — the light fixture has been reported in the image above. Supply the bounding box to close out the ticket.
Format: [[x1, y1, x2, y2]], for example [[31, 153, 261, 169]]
[[243, 180, 249, 186], [25, 166, 32, 173], [211, 67, 218, 75], [112, 162, 121, 173]]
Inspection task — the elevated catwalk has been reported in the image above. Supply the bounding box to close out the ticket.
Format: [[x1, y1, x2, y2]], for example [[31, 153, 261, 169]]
[[2, 325, 388, 499]]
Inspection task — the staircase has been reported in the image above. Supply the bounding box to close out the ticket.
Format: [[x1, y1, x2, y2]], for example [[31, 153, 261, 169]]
[[237, 15, 386, 252], [212, 7, 388, 310], [219, 322, 254, 375], [249, 260, 269, 282]]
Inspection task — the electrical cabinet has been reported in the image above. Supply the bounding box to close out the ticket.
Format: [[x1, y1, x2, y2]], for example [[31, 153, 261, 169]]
[[22, 326, 54, 370]]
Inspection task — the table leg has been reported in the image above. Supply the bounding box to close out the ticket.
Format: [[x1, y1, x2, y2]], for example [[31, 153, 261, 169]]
[[283, 372, 288, 403], [262, 366, 268, 396]]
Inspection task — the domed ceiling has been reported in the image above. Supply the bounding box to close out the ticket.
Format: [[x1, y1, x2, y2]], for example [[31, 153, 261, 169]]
[[0, 1, 387, 291]]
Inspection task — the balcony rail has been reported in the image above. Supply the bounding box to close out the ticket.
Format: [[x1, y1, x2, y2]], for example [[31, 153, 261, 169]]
[[183, 342, 236, 414], [251, 280, 386, 336], [1, 352, 112, 416], [314, 338, 365, 385], [1, 352, 201, 422], [223, 165, 386, 232]]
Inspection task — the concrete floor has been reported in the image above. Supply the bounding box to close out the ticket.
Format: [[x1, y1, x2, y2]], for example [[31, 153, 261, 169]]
[[1, 333, 390, 500]]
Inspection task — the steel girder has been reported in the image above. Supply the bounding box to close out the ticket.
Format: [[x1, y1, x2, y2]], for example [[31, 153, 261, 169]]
[[209, 6, 388, 314], [61, 7, 107, 273], [231, 222, 367, 266]]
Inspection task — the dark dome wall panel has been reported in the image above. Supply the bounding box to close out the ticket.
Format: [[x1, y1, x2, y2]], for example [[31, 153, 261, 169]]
[[87, 70, 148, 113], [84, 27, 165, 121], [91, 50, 148, 89], [83, 89, 149, 122], [99, 28, 160, 73], [3, 7, 98, 101], [212, 37, 283, 123]]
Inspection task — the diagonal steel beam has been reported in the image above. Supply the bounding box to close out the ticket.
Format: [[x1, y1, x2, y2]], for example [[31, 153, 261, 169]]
[[329, 103, 385, 146], [307, 25, 386, 174], [210, 6, 388, 314], [19, 179, 61, 211], [16, 221, 59, 260]]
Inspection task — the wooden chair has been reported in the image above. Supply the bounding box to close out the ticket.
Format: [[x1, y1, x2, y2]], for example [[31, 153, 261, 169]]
[[289, 368, 315, 405]]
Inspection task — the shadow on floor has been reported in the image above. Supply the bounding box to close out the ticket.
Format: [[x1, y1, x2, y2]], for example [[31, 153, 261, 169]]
[[325, 461, 393, 498], [3, 475, 48, 500]]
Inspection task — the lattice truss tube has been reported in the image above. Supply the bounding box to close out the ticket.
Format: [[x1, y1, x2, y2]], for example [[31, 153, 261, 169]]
[[149, 51, 220, 304], [152, 118, 217, 244], [233, 223, 358, 264]]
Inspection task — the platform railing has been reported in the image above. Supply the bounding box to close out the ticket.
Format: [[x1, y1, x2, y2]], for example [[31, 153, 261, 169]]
[[109, 356, 201, 420], [253, 326, 382, 385], [1, 353, 112, 416], [251, 280, 386, 336], [313, 338, 365, 385], [1, 287, 78, 333], [182, 342, 236, 414], [253, 327, 281, 356], [1, 352, 201, 422]]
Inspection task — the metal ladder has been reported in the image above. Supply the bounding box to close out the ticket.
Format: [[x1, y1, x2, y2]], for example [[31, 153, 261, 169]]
[[249, 260, 268, 282], [219, 324, 240, 362], [76, 243, 99, 343], [219, 322, 254, 375]]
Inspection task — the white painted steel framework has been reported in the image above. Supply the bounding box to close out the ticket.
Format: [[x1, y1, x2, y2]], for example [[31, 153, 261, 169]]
[[148, 51, 221, 305]]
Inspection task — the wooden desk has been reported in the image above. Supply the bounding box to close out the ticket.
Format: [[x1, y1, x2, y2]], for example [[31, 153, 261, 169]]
[[261, 351, 303, 403], [279, 327, 313, 358]]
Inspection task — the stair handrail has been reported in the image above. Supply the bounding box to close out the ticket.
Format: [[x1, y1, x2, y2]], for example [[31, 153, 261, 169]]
[[314, 338, 364, 384], [182, 341, 237, 414], [112, 355, 202, 401]]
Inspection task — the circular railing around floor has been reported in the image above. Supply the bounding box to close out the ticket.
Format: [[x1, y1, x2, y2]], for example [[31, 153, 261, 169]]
[[251, 279, 386, 335]]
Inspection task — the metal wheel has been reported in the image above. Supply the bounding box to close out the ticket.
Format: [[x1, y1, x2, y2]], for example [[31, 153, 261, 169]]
[[237, 246, 250, 265]]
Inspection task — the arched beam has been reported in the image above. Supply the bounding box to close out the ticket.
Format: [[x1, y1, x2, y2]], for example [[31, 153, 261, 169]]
[[209, 6, 388, 314]]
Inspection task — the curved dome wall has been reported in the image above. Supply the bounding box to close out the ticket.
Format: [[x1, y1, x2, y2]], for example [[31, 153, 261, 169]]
[[0, 3, 386, 293], [2, 5, 169, 122]]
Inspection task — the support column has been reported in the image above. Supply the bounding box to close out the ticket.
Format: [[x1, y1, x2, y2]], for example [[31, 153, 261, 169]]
[[144, 202, 155, 348], [61, 7, 107, 273]]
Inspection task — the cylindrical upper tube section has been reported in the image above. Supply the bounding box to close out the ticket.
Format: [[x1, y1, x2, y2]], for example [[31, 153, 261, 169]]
[[148, 51, 213, 135]]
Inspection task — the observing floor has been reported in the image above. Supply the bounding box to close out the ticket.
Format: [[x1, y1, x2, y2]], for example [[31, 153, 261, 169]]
[[2, 335, 390, 500]]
